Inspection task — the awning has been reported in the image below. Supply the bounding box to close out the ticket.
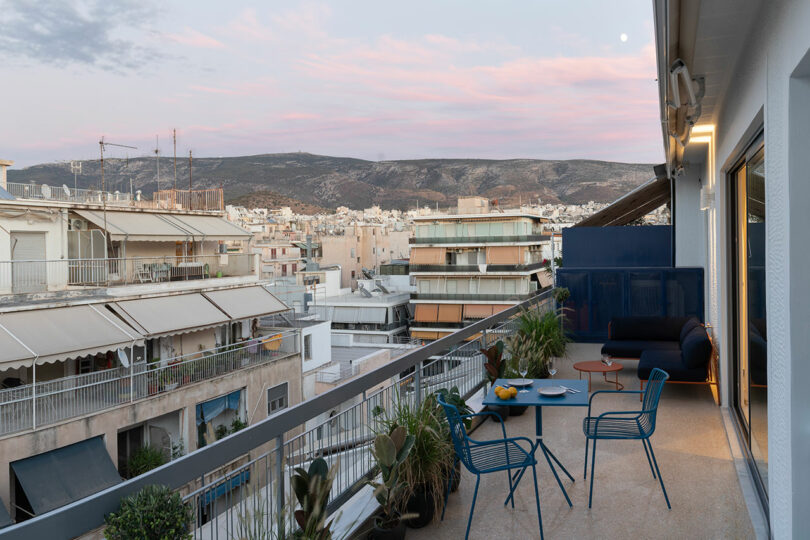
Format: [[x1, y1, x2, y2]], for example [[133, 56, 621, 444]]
[[108, 293, 231, 337], [204, 286, 288, 320], [575, 176, 671, 227], [463, 304, 493, 319], [437, 304, 462, 323], [196, 389, 242, 425], [410, 247, 446, 264], [414, 304, 439, 322], [332, 307, 359, 324], [0, 305, 141, 369], [11, 436, 121, 516], [161, 214, 252, 241], [486, 246, 523, 265], [74, 210, 250, 242], [357, 307, 386, 324]]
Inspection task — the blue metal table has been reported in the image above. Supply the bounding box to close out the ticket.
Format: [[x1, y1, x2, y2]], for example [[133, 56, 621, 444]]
[[483, 378, 589, 507]]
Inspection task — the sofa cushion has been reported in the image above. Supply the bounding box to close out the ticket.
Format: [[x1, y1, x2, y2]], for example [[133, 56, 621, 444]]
[[681, 326, 712, 369], [609, 316, 690, 342], [679, 317, 702, 343], [601, 340, 680, 359], [638, 350, 707, 382]]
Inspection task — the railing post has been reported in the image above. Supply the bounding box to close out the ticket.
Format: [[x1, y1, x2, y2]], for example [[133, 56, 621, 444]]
[[275, 434, 284, 518], [32, 362, 37, 430], [414, 361, 422, 409]]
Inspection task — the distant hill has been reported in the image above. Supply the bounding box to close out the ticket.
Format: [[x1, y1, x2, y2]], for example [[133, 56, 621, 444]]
[[7, 153, 655, 211], [228, 190, 330, 214]]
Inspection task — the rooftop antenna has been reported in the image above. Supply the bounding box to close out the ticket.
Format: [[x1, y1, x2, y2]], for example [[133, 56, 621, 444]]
[[99, 136, 137, 257], [188, 150, 193, 210], [173, 128, 177, 192], [154, 135, 160, 192], [69, 161, 82, 195]]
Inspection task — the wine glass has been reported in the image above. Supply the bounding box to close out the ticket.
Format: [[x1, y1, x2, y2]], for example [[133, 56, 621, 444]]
[[518, 357, 529, 393], [548, 357, 557, 379]]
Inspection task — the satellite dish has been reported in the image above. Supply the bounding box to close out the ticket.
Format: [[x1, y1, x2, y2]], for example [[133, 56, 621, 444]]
[[40, 184, 51, 199], [62, 184, 71, 197]]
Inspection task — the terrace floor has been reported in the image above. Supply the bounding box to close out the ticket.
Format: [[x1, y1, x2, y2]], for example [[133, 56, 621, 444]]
[[410, 343, 756, 540]]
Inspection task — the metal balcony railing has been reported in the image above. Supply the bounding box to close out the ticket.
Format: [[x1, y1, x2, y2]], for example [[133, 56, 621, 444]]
[[5, 183, 224, 212], [0, 291, 552, 540], [0, 254, 257, 294], [0, 332, 299, 437], [409, 234, 549, 244], [409, 262, 547, 273], [410, 291, 537, 301]]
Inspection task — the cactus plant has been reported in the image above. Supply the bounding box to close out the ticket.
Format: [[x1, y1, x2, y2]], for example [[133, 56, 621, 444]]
[[291, 457, 336, 539], [369, 425, 415, 528]]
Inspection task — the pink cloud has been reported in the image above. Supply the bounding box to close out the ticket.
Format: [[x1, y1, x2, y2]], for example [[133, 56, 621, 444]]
[[165, 27, 225, 49]]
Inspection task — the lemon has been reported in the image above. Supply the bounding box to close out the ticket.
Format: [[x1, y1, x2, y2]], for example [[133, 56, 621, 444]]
[[510, 387, 518, 397]]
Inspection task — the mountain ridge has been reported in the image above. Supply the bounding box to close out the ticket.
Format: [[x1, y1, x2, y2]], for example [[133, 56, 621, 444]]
[[7, 152, 654, 211]]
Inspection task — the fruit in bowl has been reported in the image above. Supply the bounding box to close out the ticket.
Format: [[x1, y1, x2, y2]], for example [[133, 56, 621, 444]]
[[494, 385, 518, 400]]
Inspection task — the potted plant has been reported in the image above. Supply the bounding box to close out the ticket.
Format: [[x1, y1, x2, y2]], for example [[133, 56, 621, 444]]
[[126, 445, 167, 478], [214, 424, 229, 440], [481, 340, 510, 422], [230, 417, 248, 434], [376, 397, 454, 529], [369, 426, 414, 540], [291, 457, 336, 539], [104, 484, 192, 540]]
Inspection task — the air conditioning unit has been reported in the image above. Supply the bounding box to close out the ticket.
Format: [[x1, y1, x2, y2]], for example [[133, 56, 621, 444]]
[[70, 218, 86, 231]]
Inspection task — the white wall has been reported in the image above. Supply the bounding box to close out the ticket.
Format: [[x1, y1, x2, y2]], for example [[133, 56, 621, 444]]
[[674, 161, 707, 269], [0, 207, 68, 293], [301, 321, 331, 373], [701, 0, 810, 534]]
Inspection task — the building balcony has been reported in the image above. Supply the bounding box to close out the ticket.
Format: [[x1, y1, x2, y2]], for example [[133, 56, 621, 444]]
[[409, 234, 549, 245], [0, 331, 298, 438], [411, 291, 537, 301], [5, 182, 224, 212], [0, 293, 754, 539], [409, 262, 546, 273], [0, 253, 257, 296]]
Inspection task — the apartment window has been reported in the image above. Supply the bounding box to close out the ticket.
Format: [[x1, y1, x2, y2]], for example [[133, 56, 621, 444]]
[[372, 247, 376, 255], [292, 263, 297, 273], [351, 270, 356, 278], [268, 383, 288, 416], [357, 257, 360, 263], [271, 248, 277, 258], [304, 334, 312, 360], [282, 248, 286, 255], [351, 248, 356, 258], [281, 264, 287, 276]]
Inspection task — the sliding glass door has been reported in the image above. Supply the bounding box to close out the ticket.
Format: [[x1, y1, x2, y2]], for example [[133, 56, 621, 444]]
[[730, 138, 768, 500]]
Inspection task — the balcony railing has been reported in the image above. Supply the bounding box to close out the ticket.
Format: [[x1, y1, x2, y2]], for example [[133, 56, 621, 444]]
[[0, 332, 299, 437], [411, 291, 537, 301], [0, 254, 257, 295], [409, 262, 546, 272], [5, 183, 224, 212], [409, 234, 549, 244], [0, 291, 551, 540]]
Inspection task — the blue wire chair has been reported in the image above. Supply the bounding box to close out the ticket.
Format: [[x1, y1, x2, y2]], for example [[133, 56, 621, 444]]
[[437, 394, 544, 540], [582, 367, 671, 509]]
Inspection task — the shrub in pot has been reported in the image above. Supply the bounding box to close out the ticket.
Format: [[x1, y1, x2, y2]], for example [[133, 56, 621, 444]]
[[104, 484, 192, 540], [377, 397, 454, 528], [369, 426, 414, 540], [126, 445, 167, 478]]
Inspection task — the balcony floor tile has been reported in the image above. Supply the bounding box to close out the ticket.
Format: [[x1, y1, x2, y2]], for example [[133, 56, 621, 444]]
[[409, 343, 755, 539]]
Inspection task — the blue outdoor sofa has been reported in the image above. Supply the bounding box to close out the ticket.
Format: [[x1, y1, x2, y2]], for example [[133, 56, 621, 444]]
[[601, 316, 716, 395]]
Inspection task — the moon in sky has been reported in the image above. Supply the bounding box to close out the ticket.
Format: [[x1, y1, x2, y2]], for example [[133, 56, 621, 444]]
[[620, 33, 629, 42]]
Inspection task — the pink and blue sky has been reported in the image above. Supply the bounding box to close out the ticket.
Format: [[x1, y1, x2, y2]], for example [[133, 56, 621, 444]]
[[0, 0, 661, 167]]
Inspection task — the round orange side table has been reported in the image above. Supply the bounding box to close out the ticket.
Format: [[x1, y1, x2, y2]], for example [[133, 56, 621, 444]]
[[573, 360, 624, 391]]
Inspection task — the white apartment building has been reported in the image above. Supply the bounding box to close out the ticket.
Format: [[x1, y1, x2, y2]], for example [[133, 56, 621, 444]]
[[0, 174, 303, 525]]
